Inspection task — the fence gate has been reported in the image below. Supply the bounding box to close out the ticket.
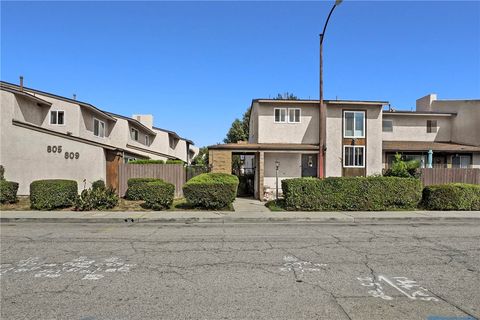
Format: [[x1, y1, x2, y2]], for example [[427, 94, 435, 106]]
[[118, 163, 186, 198]]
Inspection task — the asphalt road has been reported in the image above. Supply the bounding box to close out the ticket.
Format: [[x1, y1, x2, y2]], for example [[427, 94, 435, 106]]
[[1, 222, 479, 320]]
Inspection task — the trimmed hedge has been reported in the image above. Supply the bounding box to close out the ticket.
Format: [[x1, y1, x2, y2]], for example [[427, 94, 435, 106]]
[[143, 181, 175, 210], [183, 173, 239, 209], [125, 178, 163, 200], [282, 176, 422, 211], [421, 183, 480, 211], [128, 159, 165, 164], [74, 187, 119, 211], [30, 180, 78, 210], [165, 160, 184, 165], [92, 179, 106, 190], [0, 180, 19, 204]]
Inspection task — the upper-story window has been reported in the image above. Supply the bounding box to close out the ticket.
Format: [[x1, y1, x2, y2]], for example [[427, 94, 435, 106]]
[[131, 128, 139, 141], [382, 119, 393, 132], [93, 118, 106, 138], [288, 108, 301, 123], [344, 111, 365, 138], [50, 110, 65, 125], [427, 120, 437, 133], [145, 135, 150, 146], [274, 108, 287, 123], [344, 145, 365, 168]]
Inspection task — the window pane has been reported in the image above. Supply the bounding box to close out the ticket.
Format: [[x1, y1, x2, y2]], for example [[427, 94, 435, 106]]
[[50, 111, 57, 124], [295, 109, 300, 122], [100, 122, 105, 138], [275, 109, 280, 122], [344, 147, 353, 166], [382, 120, 393, 132], [344, 112, 354, 137], [289, 109, 295, 122], [355, 113, 364, 137], [57, 111, 64, 125], [280, 109, 286, 122], [356, 147, 364, 166], [94, 119, 99, 136]]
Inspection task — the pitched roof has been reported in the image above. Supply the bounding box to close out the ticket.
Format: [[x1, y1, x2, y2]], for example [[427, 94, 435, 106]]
[[383, 141, 480, 152]]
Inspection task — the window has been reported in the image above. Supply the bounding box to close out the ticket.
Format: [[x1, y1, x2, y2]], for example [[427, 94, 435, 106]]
[[343, 146, 365, 168], [93, 118, 106, 138], [452, 155, 471, 168], [288, 108, 301, 123], [131, 128, 139, 141], [145, 135, 150, 146], [274, 108, 287, 123], [427, 120, 437, 133], [50, 111, 65, 125], [344, 111, 365, 138], [382, 120, 393, 132]]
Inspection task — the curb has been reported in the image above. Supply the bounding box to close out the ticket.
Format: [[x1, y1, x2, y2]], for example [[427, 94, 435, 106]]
[[1, 216, 479, 224]]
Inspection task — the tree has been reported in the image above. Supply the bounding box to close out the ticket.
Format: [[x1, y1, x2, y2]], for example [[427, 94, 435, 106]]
[[224, 106, 251, 144], [191, 147, 209, 166], [274, 92, 298, 100]]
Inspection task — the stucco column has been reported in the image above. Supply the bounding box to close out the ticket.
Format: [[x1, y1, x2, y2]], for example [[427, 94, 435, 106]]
[[209, 149, 232, 174]]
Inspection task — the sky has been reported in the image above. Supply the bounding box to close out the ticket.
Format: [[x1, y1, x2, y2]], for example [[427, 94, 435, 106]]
[[2, 1, 479, 147]]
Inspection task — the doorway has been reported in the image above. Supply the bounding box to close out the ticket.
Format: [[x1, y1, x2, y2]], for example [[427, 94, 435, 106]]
[[301, 154, 317, 177]]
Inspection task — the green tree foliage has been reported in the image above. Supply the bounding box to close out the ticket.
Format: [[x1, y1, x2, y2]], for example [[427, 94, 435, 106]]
[[384, 153, 420, 178], [191, 147, 209, 166], [274, 92, 298, 100]]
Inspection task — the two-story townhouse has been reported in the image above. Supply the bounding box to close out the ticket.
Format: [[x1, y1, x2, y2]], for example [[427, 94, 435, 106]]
[[209, 94, 480, 200], [209, 98, 387, 199], [382, 94, 480, 169], [0, 80, 197, 195]]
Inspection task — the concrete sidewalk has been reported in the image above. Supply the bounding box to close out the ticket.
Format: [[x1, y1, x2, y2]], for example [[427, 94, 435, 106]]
[[1, 209, 479, 224]]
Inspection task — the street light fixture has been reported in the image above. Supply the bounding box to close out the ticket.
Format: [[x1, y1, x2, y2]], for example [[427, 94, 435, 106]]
[[318, 0, 342, 178]]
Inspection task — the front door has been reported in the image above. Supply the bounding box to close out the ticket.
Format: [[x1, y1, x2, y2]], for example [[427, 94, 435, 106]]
[[301, 154, 317, 177]]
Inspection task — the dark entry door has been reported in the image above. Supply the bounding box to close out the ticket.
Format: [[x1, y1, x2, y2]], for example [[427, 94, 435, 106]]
[[301, 154, 317, 177]]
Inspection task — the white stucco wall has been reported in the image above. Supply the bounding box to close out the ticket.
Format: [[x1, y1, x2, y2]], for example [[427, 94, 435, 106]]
[[257, 103, 319, 144], [263, 152, 301, 193], [382, 115, 452, 142], [1, 91, 106, 195]]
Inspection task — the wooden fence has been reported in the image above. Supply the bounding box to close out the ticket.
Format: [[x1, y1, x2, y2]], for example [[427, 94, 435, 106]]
[[119, 164, 186, 198], [420, 168, 480, 186]]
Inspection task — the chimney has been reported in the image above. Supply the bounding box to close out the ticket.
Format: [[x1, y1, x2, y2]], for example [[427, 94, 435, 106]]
[[73, 94, 77, 100], [132, 114, 153, 129], [19, 76, 24, 91], [416, 94, 437, 112]]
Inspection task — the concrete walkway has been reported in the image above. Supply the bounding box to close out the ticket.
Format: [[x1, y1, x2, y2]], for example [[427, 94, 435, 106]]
[[233, 197, 270, 212], [1, 209, 479, 224]]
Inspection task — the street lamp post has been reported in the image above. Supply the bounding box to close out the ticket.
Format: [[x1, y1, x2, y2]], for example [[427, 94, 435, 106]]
[[318, 0, 342, 178]]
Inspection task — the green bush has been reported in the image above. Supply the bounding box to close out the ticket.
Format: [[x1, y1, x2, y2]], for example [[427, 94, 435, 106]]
[[0, 180, 19, 204], [282, 176, 422, 211], [128, 159, 165, 164], [30, 180, 78, 210], [421, 183, 480, 210], [0, 165, 5, 180], [92, 179, 106, 190], [125, 178, 163, 200], [75, 187, 119, 211], [143, 181, 175, 210], [165, 159, 184, 165], [183, 173, 239, 209], [384, 153, 420, 178]]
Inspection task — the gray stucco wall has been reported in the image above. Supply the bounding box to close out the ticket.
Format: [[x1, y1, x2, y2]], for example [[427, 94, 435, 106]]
[[263, 152, 301, 194], [382, 114, 452, 142]]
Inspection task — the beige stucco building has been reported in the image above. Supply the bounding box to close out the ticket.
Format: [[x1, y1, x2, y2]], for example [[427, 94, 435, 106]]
[[209, 94, 480, 200], [0, 81, 197, 195]]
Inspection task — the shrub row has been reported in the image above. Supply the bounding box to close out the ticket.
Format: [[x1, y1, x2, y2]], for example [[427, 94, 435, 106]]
[[421, 183, 480, 211], [0, 180, 19, 204], [127, 159, 185, 165], [143, 181, 175, 210], [282, 176, 422, 211], [75, 185, 119, 211], [183, 173, 239, 209], [125, 178, 163, 200], [30, 180, 78, 210]]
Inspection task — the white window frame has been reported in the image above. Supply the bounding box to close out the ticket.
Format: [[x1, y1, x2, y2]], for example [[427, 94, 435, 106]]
[[343, 145, 365, 168], [288, 108, 301, 123], [131, 127, 139, 141], [382, 119, 393, 132], [145, 135, 150, 146], [49, 110, 65, 126], [274, 108, 287, 123], [93, 117, 106, 138], [343, 111, 365, 138]]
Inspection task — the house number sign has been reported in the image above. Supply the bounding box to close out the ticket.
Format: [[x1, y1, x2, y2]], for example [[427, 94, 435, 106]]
[[47, 145, 80, 160]]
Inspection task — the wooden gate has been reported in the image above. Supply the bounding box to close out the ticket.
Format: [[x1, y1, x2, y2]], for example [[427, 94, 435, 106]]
[[420, 168, 480, 186], [118, 163, 186, 198]]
